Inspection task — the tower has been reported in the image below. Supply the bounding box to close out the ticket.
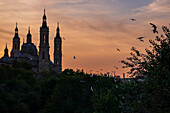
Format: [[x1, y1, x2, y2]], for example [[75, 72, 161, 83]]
[[4, 43, 9, 57], [39, 9, 51, 71], [11, 23, 20, 58], [54, 23, 62, 72]]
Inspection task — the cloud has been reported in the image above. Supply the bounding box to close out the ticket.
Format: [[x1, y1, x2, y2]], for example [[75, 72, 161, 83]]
[[0, 0, 170, 76], [0, 28, 13, 35], [133, 0, 170, 14]]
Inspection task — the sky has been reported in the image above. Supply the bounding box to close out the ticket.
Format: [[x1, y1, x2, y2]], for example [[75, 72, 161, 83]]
[[0, 0, 170, 77]]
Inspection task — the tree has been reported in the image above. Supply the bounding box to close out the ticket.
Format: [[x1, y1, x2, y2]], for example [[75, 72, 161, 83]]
[[121, 26, 170, 112]]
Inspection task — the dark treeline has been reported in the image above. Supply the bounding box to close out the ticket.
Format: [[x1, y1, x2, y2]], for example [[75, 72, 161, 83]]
[[0, 26, 169, 113]]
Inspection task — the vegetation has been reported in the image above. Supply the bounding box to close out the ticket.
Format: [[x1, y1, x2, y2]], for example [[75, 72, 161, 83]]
[[0, 26, 169, 113]]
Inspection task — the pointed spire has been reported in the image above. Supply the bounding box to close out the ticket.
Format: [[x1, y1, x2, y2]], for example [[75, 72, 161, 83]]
[[57, 22, 59, 28], [4, 43, 9, 57], [42, 9, 47, 27], [43, 9, 46, 20], [15, 22, 18, 32], [14, 22, 19, 38], [27, 26, 32, 43], [5, 43, 7, 49], [28, 26, 30, 34], [56, 22, 60, 37]]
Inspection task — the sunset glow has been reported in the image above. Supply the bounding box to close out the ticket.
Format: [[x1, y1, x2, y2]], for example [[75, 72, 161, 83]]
[[0, 0, 170, 77]]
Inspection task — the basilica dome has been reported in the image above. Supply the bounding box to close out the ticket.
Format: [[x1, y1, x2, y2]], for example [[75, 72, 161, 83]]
[[21, 43, 37, 56], [20, 27, 37, 56]]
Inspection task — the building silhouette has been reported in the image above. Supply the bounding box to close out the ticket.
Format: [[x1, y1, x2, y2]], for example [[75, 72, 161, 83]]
[[0, 9, 62, 73]]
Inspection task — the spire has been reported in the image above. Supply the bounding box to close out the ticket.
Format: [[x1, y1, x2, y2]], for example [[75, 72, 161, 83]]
[[57, 22, 59, 27], [42, 9, 47, 27], [27, 26, 32, 43], [5, 43, 7, 49], [14, 22, 19, 37], [4, 43, 9, 57], [28, 26, 30, 34], [56, 22, 60, 37], [43, 9, 46, 19], [15, 22, 18, 31]]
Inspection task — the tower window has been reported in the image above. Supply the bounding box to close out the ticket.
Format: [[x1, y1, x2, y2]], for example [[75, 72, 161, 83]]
[[43, 52, 45, 59]]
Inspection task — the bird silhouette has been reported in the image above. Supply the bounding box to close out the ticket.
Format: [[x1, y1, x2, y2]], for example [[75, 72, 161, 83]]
[[114, 66, 118, 69], [73, 56, 76, 59], [150, 23, 158, 34], [116, 48, 120, 51], [139, 39, 144, 42], [130, 18, 136, 21], [137, 36, 145, 40]]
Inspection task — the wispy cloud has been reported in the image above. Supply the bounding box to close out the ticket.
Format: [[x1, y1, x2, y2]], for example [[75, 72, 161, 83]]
[[0, 0, 169, 76]]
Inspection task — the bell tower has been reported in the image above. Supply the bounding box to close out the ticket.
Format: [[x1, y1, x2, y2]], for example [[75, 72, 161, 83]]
[[54, 23, 62, 72], [11, 23, 20, 58], [39, 9, 51, 71]]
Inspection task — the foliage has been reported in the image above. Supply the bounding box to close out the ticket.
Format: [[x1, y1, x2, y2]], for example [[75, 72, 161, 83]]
[[121, 26, 170, 112]]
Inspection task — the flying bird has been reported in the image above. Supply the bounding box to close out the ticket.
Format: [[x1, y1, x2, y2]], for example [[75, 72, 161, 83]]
[[116, 48, 120, 51], [139, 39, 144, 42], [73, 56, 76, 59], [130, 18, 136, 21], [137, 36, 145, 40], [150, 23, 158, 34], [114, 66, 118, 69]]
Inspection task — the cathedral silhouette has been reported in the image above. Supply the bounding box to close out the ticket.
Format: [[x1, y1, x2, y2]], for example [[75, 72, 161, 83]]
[[0, 9, 62, 73]]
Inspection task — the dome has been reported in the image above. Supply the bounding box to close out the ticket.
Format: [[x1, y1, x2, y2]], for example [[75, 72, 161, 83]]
[[21, 43, 37, 56]]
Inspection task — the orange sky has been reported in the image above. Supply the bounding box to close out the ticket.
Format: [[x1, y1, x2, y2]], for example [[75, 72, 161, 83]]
[[0, 0, 170, 77]]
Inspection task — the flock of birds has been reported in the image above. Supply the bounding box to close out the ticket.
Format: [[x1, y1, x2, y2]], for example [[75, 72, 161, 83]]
[[63, 18, 159, 75], [112, 18, 159, 70], [65, 18, 161, 91]]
